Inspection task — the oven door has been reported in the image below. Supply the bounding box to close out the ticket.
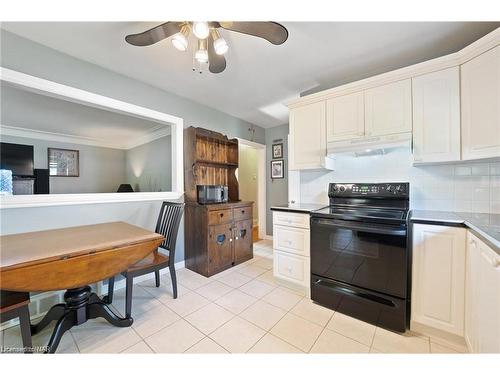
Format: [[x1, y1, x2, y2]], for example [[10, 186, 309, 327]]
[[310, 217, 408, 298]]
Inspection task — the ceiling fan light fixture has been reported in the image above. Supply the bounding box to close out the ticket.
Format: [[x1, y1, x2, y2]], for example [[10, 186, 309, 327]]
[[195, 39, 208, 63], [171, 26, 189, 51], [212, 30, 229, 55], [192, 22, 210, 39]]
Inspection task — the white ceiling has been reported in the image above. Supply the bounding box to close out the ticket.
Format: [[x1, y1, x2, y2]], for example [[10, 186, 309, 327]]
[[0, 85, 171, 148], [2, 22, 499, 128]]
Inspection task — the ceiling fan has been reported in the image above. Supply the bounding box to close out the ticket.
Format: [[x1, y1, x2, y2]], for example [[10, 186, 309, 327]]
[[125, 21, 288, 74]]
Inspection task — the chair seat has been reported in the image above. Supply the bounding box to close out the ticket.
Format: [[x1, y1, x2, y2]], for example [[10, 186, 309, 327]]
[[1, 290, 30, 313], [126, 251, 170, 273]]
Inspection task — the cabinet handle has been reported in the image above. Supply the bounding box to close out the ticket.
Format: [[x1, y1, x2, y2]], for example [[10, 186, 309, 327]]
[[219, 213, 224, 218], [235, 236, 239, 240], [287, 266, 292, 272], [241, 210, 245, 214], [229, 238, 233, 242], [469, 240, 477, 248]]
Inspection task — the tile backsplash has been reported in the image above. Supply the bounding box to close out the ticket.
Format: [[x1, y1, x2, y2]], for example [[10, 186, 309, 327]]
[[300, 148, 500, 214]]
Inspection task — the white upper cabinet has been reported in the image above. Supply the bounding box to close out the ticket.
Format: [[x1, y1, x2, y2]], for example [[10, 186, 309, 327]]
[[289, 101, 326, 170], [412, 67, 461, 163], [326, 92, 364, 142], [461, 46, 500, 160], [364, 79, 412, 136], [412, 224, 466, 336]]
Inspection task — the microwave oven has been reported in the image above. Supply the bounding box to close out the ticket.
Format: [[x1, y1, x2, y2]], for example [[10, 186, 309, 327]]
[[197, 185, 229, 204]]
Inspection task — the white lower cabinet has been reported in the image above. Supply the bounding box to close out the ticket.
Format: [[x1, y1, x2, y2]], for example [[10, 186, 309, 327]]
[[272, 211, 310, 291], [273, 250, 310, 286], [465, 232, 500, 353], [412, 224, 466, 336]]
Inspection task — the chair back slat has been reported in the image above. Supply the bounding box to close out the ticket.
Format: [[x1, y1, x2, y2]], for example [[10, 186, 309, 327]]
[[155, 201, 185, 261]]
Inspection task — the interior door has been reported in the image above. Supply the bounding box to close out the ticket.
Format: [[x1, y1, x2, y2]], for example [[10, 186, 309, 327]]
[[208, 223, 234, 273], [234, 219, 253, 263]]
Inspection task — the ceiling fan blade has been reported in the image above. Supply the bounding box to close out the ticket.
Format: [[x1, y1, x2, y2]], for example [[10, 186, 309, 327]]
[[125, 22, 183, 46], [219, 22, 288, 45], [208, 34, 226, 74]]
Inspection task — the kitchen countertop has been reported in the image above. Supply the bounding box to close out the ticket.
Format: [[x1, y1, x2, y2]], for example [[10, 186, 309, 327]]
[[410, 210, 500, 254], [270, 203, 328, 214]]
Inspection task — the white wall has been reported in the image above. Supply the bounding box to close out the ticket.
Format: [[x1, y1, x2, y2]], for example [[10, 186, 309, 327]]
[[300, 147, 500, 214], [126, 135, 172, 192]]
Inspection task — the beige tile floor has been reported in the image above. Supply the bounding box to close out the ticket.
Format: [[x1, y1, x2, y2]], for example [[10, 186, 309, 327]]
[[1, 240, 465, 354]]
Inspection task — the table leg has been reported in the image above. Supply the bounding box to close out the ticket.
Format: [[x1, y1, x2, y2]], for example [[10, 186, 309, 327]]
[[39, 286, 134, 353], [46, 311, 76, 354], [31, 303, 66, 335], [87, 300, 133, 327]]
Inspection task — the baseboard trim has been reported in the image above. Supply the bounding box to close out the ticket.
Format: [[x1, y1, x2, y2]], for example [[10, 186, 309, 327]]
[[263, 235, 273, 241], [0, 260, 186, 332]]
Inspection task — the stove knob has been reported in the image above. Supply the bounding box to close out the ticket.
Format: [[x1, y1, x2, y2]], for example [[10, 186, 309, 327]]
[[339, 186, 346, 192], [386, 185, 393, 193]]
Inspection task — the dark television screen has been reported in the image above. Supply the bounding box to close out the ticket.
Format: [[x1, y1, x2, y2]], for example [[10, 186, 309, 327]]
[[0, 142, 34, 176]]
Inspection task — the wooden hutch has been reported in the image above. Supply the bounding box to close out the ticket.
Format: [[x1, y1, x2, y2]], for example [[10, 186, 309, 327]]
[[184, 127, 253, 277]]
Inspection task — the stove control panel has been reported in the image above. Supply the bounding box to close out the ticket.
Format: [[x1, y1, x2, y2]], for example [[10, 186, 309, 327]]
[[329, 183, 409, 198]]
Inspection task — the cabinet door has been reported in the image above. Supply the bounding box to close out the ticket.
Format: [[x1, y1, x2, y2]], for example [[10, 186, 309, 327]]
[[412, 224, 466, 335], [461, 46, 500, 160], [365, 79, 412, 136], [412, 67, 461, 163], [208, 223, 234, 273], [465, 232, 479, 353], [326, 92, 364, 142], [233, 219, 253, 263], [476, 240, 500, 353], [289, 101, 326, 170]]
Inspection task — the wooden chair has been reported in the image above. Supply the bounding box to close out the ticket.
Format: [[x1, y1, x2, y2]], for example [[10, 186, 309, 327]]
[[104, 201, 184, 318], [0, 290, 32, 353]]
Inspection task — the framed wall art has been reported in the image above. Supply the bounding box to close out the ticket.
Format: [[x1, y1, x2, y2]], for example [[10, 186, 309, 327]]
[[272, 143, 283, 159], [48, 148, 80, 177], [271, 159, 284, 179]]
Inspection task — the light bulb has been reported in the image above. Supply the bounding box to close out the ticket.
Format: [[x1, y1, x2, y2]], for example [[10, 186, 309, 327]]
[[171, 25, 189, 51], [195, 39, 208, 63], [171, 33, 188, 51], [195, 49, 208, 63], [213, 37, 228, 55], [192, 22, 209, 39]]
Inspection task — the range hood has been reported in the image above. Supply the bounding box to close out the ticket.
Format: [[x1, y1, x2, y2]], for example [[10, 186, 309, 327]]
[[327, 132, 411, 157]]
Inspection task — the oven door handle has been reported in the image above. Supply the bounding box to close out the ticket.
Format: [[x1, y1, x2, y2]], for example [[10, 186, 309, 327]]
[[311, 218, 407, 236]]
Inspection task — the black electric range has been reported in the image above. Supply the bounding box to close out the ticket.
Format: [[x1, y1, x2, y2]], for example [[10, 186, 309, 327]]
[[310, 182, 410, 332]]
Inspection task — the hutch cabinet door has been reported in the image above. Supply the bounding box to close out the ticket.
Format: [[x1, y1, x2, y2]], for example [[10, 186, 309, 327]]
[[234, 219, 253, 263], [208, 223, 234, 273]]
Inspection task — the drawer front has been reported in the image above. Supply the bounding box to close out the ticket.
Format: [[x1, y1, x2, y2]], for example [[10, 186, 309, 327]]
[[273, 225, 310, 257], [273, 250, 310, 287], [208, 209, 233, 225], [273, 211, 310, 229], [233, 205, 252, 221]]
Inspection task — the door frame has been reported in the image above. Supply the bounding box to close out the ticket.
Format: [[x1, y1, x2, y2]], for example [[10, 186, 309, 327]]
[[236, 137, 266, 241]]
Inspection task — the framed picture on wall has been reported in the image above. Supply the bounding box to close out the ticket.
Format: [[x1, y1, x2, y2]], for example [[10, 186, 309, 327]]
[[48, 148, 79, 177], [272, 143, 283, 159], [271, 160, 284, 179]]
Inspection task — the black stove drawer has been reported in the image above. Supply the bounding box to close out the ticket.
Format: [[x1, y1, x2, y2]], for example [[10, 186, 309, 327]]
[[311, 275, 408, 333]]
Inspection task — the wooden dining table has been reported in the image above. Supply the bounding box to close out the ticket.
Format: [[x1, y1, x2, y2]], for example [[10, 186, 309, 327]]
[[0, 221, 164, 353]]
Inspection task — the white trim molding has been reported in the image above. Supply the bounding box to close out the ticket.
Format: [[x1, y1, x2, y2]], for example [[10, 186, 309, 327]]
[[0, 67, 185, 209], [0, 123, 172, 150]]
